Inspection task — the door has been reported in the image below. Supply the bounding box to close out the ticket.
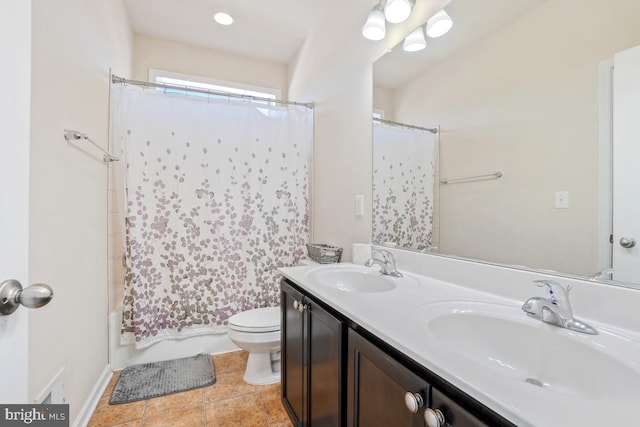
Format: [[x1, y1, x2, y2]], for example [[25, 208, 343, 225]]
[[0, 0, 31, 403], [281, 280, 344, 427], [281, 281, 307, 426], [347, 329, 430, 427], [307, 298, 343, 427], [612, 44, 640, 283]]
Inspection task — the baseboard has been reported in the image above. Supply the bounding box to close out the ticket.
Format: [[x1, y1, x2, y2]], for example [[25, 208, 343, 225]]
[[72, 365, 113, 427]]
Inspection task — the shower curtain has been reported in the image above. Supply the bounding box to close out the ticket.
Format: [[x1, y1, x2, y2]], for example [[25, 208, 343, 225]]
[[111, 85, 312, 348], [372, 122, 436, 250]]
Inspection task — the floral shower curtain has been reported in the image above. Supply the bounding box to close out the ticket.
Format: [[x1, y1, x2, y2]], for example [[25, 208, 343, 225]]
[[111, 85, 312, 348], [372, 122, 436, 250]]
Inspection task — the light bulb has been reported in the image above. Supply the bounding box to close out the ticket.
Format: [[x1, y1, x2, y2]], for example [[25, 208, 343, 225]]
[[403, 26, 426, 52], [213, 12, 234, 26], [384, 0, 413, 24], [426, 9, 452, 38], [362, 4, 386, 41]]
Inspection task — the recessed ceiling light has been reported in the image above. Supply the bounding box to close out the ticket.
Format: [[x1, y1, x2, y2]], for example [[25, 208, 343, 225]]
[[213, 12, 234, 26]]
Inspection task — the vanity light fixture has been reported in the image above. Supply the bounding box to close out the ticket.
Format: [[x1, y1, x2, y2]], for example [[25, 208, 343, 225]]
[[213, 12, 234, 26], [384, 0, 414, 24], [362, 3, 387, 41], [426, 9, 452, 38], [403, 26, 426, 51]]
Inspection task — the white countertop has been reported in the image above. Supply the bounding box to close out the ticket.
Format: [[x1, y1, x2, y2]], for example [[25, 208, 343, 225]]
[[279, 262, 640, 427]]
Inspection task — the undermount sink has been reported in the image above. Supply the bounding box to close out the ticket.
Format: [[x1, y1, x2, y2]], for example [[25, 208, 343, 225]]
[[305, 265, 399, 293], [413, 301, 640, 403]]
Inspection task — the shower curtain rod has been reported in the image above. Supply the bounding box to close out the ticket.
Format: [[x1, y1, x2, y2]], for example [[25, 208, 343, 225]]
[[111, 75, 314, 109], [374, 117, 438, 134]]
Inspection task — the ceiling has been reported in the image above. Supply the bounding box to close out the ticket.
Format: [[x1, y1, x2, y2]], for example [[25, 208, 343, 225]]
[[373, 0, 549, 88], [123, 0, 549, 88], [122, 0, 338, 64]]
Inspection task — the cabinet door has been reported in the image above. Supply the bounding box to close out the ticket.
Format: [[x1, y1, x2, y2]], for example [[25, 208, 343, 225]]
[[347, 329, 430, 427], [429, 389, 488, 427], [281, 281, 307, 426], [308, 300, 344, 427]]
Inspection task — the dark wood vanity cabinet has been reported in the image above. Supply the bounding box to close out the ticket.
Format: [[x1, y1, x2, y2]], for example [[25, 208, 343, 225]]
[[347, 328, 490, 427], [347, 328, 429, 427], [281, 278, 511, 427], [281, 279, 344, 427]]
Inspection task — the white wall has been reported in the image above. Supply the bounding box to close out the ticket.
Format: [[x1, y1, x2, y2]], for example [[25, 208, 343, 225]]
[[393, 0, 640, 276], [373, 85, 395, 120], [132, 34, 289, 98], [29, 0, 132, 423], [288, 1, 450, 262]]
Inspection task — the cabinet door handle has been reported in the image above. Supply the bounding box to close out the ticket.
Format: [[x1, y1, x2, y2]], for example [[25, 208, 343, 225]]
[[424, 408, 446, 427], [404, 392, 424, 413], [293, 299, 306, 312]]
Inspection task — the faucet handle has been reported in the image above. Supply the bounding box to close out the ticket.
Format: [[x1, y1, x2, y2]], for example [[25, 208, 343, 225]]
[[533, 280, 571, 306], [372, 249, 392, 262]]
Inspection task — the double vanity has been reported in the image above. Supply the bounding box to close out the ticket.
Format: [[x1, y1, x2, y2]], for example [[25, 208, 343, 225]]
[[278, 248, 640, 426]]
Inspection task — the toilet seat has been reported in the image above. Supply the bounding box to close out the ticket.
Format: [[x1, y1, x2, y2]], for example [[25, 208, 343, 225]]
[[228, 307, 280, 333]]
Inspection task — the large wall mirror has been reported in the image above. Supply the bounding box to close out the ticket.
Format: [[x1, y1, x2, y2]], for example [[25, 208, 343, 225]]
[[372, 0, 640, 287]]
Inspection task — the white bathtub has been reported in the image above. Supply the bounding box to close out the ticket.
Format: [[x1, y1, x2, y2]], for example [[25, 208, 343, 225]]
[[108, 307, 239, 370]]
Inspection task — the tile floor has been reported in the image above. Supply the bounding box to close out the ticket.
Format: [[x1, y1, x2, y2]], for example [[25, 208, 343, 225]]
[[88, 351, 292, 427]]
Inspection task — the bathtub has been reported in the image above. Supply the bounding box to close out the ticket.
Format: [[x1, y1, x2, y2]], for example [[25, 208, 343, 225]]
[[108, 306, 239, 370]]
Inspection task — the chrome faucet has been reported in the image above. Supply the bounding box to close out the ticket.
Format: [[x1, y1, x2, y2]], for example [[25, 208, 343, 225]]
[[521, 279, 598, 335], [365, 249, 403, 277]]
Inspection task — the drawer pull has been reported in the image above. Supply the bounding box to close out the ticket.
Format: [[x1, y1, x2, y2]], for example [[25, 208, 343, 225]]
[[424, 408, 446, 427], [404, 392, 424, 413]]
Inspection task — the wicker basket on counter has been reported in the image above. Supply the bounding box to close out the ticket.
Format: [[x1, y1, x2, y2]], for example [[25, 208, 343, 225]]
[[306, 243, 343, 264]]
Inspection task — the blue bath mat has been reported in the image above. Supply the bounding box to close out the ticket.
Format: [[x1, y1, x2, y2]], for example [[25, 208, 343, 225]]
[[109, 353, 216, 404]]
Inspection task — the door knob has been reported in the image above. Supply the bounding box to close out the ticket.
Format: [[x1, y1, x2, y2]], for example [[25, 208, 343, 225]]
[[424, 408, 446, 427], [404, 392, 424, 413], [0, 279, 53, 316], [620, 237, 636, 248]]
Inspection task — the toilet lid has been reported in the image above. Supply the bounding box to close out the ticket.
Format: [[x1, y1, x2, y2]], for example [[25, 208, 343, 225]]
[[228, 307, 280, 332]]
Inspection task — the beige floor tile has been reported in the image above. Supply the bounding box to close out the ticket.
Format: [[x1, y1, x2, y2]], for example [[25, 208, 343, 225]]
[[143, 406, 204, 427], [111, 421, 142, 427], [88, 400, 145, 426], [205, 394, 268, 427], [212, 350, 249, 374], [257, 385, 281, 402], [259, 385, 288, 424], [144, 388, 204, 417], [204, 370, 255, 403], [89, 351, 291, 427]]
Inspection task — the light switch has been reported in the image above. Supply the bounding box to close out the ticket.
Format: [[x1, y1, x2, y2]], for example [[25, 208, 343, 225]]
[[554, 190, 569, 209], [354, 195, 364, 216]]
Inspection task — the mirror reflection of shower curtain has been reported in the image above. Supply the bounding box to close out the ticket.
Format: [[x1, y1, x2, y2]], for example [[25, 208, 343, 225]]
[[111, 85, 312, 349], [372, 123, 437, 250]]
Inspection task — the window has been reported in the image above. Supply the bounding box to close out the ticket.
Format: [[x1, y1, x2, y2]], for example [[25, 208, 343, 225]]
[[149, 69, 281, 105]]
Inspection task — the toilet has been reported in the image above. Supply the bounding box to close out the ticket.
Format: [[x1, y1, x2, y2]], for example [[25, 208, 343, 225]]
[[227, 306, 281, 385]]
